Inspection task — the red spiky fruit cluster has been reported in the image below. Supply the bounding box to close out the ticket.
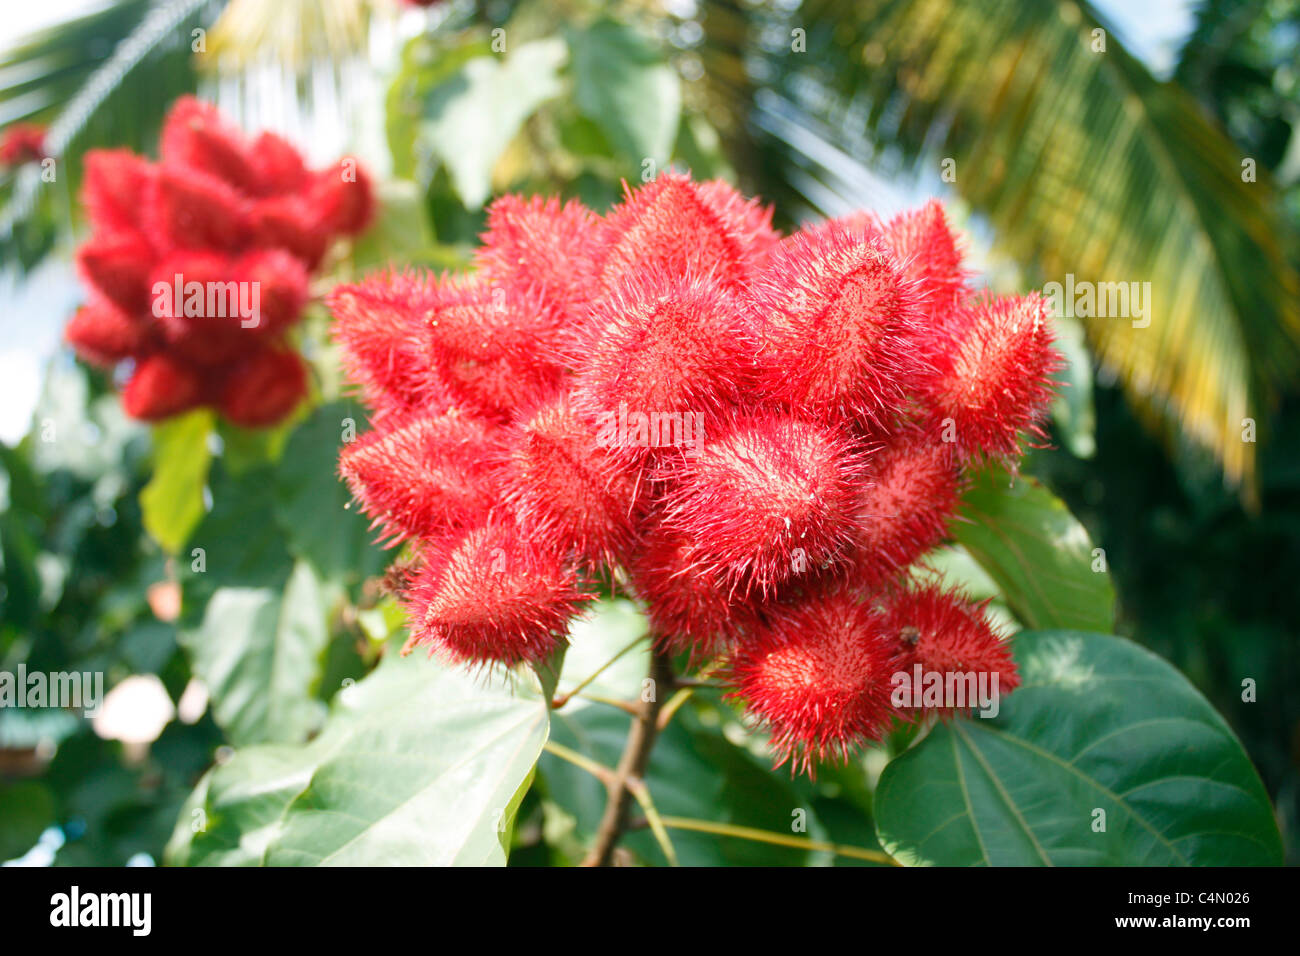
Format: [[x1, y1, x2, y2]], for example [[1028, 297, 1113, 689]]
[[0, 123, 47, 166], [331, 175, 1059, 772], [64, 96, 373, 426]]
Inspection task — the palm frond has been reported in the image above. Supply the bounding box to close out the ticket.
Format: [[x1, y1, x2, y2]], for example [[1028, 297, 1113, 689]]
[[707, 0, 1300, 494]]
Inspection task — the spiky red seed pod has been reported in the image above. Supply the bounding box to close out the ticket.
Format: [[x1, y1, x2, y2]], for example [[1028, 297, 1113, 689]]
[[473, 194, 599, 327], [159, 96, 261, 194], [572, 270, 757, 440], [65, 300, 154, 366], [328, 271, 443, 419], [75, 230, 155, 313], [150, 251, 250, 366], [694, 179, 780, 262], [921, 293, 1062, 459], [750, 224, 926, 428], [246, 194, 330, 269], [850, 437, 961, 586], [595, 174, 750, 293], [0, 122, 47, 166], [425, 281, 564, 420], [340, 411, 498, 545], [236, 249, 310, 337], [501, 395, 640, 568], [628, 523, 759, 657], [149, 164, 248, 252], [309, 160, 375, 236], [249, 131, 309, 195], [122, 354, 208, 421], [216, 346, 307, 427], [401, 522, 592, 667], [82, 150, 156, 236], [879, 200, 969, 322], [658, 414, 868, 594], [728, 587, 901, 772], [879, 583, 1019, 716]]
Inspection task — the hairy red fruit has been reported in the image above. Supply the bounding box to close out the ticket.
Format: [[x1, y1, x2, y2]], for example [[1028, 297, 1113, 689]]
[[329, 271, 443, 419], [751, 225, 925, 427], [340, 411, 498, 545], [309, 160, 375, 236], [628, 523, 758, 657], [595, 174, 750, 292], [217, 346, 307, 427], [401, 521, 592, 667], [572, 270, 756, 438], [122, 354, 208, 420], [921, 293, 1062, 459], [879, 583, 1019, 715], [250, 131, 309, 195], [879, 200, 968, 322], [75, 230, 154, 313], [474, 194, 599, 327], [247, 194, 330, 268], [729, 587, 900, 772], [82, 150, 155, 235], [658, 415, 868, 594], [237, 249, 310, 337], [501, 395, 640, 567], [0, 122, 46, 165], [149, 164, 248, 252], [694, 179, 780, 262], [64, 300, 154, 366], [150, 251, 249, 366], [850, 437, 961, 585], [159, 96, 261, 194]]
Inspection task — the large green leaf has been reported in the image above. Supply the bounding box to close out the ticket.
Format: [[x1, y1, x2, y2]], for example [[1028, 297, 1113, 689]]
[[140, 409, 213, 554], [953, 467, 1115, 633], [0, 781, 55, 861], [874, 630, 1283, 865], [419, 38, 567, 209], [171, 650, 549, 866], [568, 18, 682, 169], [178, 561, 330, 747]]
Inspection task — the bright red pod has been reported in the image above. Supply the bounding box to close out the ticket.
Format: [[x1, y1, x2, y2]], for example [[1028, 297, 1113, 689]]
[[879, 583, 1019, 717], [572, 269, 757, 446], [246, 193, 330, 269], [81, 150, 156, 236], [0, 122, 46, 165], [919, 292, 1062, 460], [657, 413, 869, 595], [75, 230, 156, 313], [340, 410, 498, 546], [594, 174, 750, 293], [694, 178, 780, 263], [329, 271, 445, 419], [400, 521, 593, 667], [64, 299, 154, 367], [121, 354, 209, 421], [728, 586, 901, 773], [849, 436, 962, 586], [150, 251, 252, 366], [425, 281, 565, 421], [474, 194, 599, 328], [750, 224, 926, 428], [216, 346, 307, 427], [148, 163, 249, 252], [308, 160, 375, 236], [879, 200, 969, 323], [235, 249, 310, 338], [159, 96, 261, 195], [500, 394, 641, 569], [249, 131, 309, 195]]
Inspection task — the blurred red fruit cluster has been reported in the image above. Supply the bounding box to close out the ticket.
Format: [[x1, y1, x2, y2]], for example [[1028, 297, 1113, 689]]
[[331, 173, 1060, 772], [0, 122, 47, 166], [64, 97, 374, 426]]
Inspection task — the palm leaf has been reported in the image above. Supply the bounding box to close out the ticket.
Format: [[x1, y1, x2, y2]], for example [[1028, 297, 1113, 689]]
[[0, 0, 214, 271], [706, 0, 1300, 494]]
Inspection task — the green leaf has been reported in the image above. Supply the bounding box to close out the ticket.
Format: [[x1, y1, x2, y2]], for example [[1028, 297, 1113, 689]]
[[274, 401, 385, 584], [178, 561, 330, 747], [568, 18, 681, 168], [874, 630, 1283, 865], [140, 409, 214, 554], [953, 467, 1115, 632], [0, 781, 55, 861], [419, 38, 567, 208], [176, 651, 549, 866]]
